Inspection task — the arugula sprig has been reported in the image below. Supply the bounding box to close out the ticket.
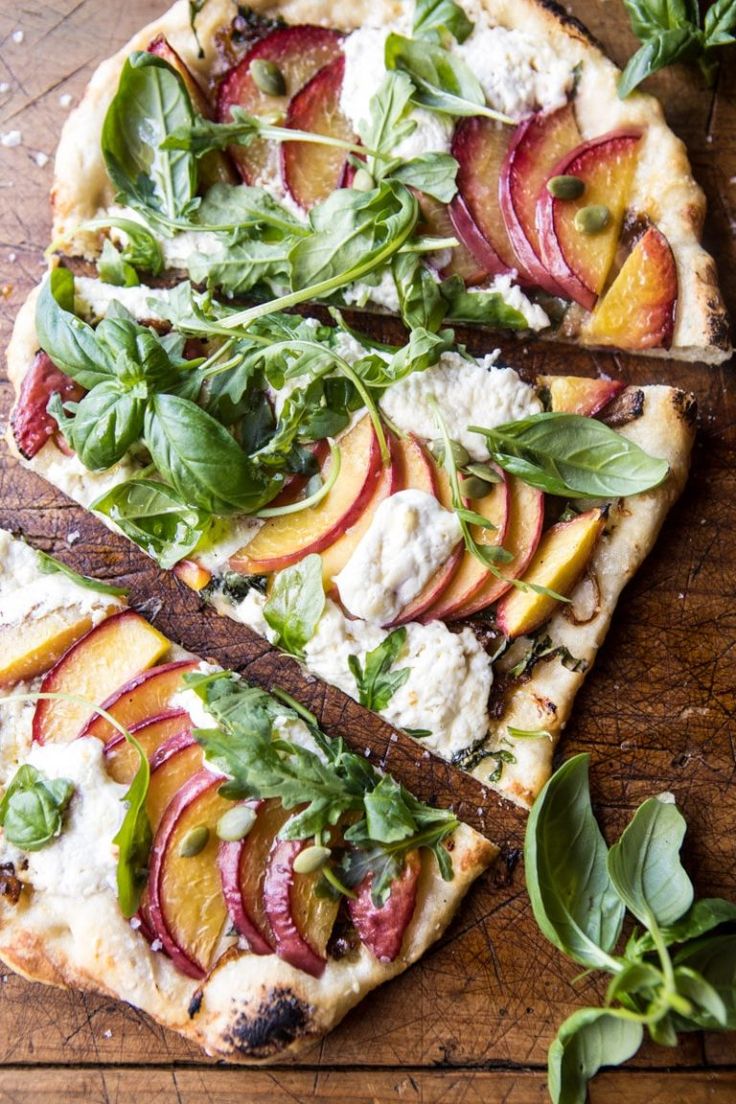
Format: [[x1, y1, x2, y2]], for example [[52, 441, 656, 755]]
[[619, 0, 736, 98], [348, 628, 411, 712], [527, 755, 736, 1103]]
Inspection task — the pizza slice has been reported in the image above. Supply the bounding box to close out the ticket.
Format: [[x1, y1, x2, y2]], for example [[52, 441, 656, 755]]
[[45, 0, 730, 361], [0, 529, 494, 1061], [6, 270, 696, 806]]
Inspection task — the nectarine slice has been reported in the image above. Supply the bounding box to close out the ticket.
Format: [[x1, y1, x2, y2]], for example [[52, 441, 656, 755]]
[[230, 414, 382, 575], [495, 508, 605, 639], [417, 192, 490, 286], [538, 375, 625, 417], [103, 710, 190, 785], [452, 117, 521, 277], [79, 659, 198, 742], [11, 351, 84, 460], [0, 609, 115, 688], [172, 559, 212, 592], [226, 798, 291, 953], [147, 732, 204, 831], [32, 611, 170, 745], [218, 800, 273, 955], [263, 836, 339, 976], [348, 850, 421, 962], [583, 226, 677, 350], [217, 25, 343, 184], [536, 130, 642, 310]]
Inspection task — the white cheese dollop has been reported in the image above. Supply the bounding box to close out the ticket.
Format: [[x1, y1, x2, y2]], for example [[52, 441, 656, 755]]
[[334, 489, 461, 624], [380, 351, 542, 461], [343, 267, 401, 313], [74, 277, 176, 323], [454, 26, 572, 119], [475, 273, 551, 332]]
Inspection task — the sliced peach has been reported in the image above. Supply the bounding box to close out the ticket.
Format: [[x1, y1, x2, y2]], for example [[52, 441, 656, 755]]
[[538, 375, 625, 417], [419, 469, 509, 622], [0, 608, 116, 688], [348, 850, 421, 962], [216, 25, 344, 184], [103, 710, 190, 785], [32, 611, 170, 745], [496, 508, 605, 638], [281, 55, 355, 210], [230, 414, 382, 575], [417, 192, 490, 286], [263, 836, 340, 976], [536, 130, 642, 310], [218, 800, 273, 955], [447, 476, 544, 619], [148, 770, 233, 978], [451, 117, 521, 277], [500, 102, 581, 294], [583, 226, 677, 350], [79, 659, 198, 743], [231, 798, 291, 953], [11, 351, 84, 460], [173, 559, 212, 592]]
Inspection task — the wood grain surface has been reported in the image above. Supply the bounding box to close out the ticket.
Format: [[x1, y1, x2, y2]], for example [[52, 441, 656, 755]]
[[1, 1, 736, 1100]]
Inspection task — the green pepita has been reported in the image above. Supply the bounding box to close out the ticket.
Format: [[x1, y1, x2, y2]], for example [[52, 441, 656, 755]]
[[352, 167, 375, 192], [249, 58, 286, 97], [293, 844, 331, 875], [574, 204, 611, 235], [178, 824, 210, 858], [460, 474, 494, 499], [431, 438, 470, 469], [216, 805, 257, 842], [547, 174, 585, 200], [464, 462, 501, 485]]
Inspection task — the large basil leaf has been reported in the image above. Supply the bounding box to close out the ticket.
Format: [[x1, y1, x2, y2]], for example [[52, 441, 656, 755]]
[[102, 52, 196, 220], [263, 554, 325, 657], [618, 26, 702, 97], [413, 0, 474, 43], [674, 935, 736, 1029], [473, 412, 670, 499], [705, 0, 736, 47], [607, 795, 694, 928], [639, 897, 736, 950], [144, 394, 280, 515], [524, 755, 625, 970], [92, 478, 212, 569], [672, 965, 728, 1028], [385, 34, 512, 122], [35, 269, 114, 388], [49, 382, 145, 471], [0, 765, 74, 852], [112, 733, 152, 918], [548, 1007, 643, 1104]]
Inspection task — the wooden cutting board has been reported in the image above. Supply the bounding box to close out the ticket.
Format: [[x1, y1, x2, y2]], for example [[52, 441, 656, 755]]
[[1, 1, 736, 1100]]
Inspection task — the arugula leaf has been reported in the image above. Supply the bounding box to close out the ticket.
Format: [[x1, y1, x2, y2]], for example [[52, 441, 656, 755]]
[[35, 548, 128, 596], [392, 250, 447, 332], [390, 152, 459, 202], [548, 1008, 643, 1104], [357, 71, 417, 177], [98, 239, 140, 288], [413, 0, 474, 44], [440, 281, 529, 329], [92, 478, 212, 569], [102, 52, 197, 222], [385, 34, 513, 123], [112, 733, 152, 918], [471, 412, 670, 499], [607, 795, 694, 929], [187, 237, 292, 295], [80, 217, 164, 276], [35, 269, 115, 389], [0, 765, 74, 852], [354, 326, 451, 389], [263, 554, 325, 657], [348, 629, 411, 712], [525, 754, 625, 970], [195, 182, 306, 236], [49, 381, 146, 470]]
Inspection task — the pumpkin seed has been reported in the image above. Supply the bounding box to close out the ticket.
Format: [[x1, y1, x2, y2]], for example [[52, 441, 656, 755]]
[[460, 474, 494, 499], [430, 438, 470, 469], [464, 462, 501, 484], [249, 59, 286, 97], [178, 824, 210, 858], [293, 845, 331, 874], [547, 174, 585, 200], [216, 805, 257, 842], [574, 204, 611, 235], [352, 167, 375, 192]]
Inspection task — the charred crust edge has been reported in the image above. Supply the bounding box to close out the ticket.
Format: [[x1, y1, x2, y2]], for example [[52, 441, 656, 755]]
[[535, 0, 603, 51], [672, 388, 697, 427], [223, 987, 314, 1059]]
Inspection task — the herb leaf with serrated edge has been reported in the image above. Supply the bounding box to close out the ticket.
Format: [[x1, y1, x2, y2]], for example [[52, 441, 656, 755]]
[[0, 765, 74, 852], [263, 554, 325, 658], [348, 628, 411, 712]]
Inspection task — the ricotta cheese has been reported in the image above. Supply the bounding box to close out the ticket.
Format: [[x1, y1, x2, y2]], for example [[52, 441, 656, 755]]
[[74, 277, 176, 323], [32, 448, 141, 511], [334, 489, 461, 624], [342, 267, 401, 313], [475, 273, 551, 331], [380, 351, 542, 461], [454, 26, 572, 119], [192, 515, 263, 573]]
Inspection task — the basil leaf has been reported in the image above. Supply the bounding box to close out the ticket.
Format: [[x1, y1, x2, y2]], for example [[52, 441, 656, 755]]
[[705, 0, 736, 46], [36, 269, 114, 388], [0, 765, 74, 852], [80, 217, 164, 276], [348, 628, 411, 712], [674, 935, 736, 1029], [658, 898, 736, 945], [673, 965, 729, 1028], [263, 554, 325, 657], [390, 152, 459, 202], [51, 381, 146, 471], [472, 412, 670, 499], [187, 238, 292, 295], [413, 0, 474, 43], [607, 795, 694, 928], [102, 52, 196, 220], [548, 1008, 643, 1104], [112, 733, 152, 919], [98, 239, 139, 288], [35, 548, 128, 596], [92, 478, 212, 569], [622, 0, 697, 37], [618, 25, 702, 97], [392, 250, 447, 332], [385, 34, 512, 123], [524, 754, 625, 970], [144, 394, 280, 515]]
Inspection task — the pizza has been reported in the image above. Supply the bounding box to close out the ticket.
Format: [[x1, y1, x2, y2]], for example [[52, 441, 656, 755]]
[[6, 271, 696, 806], [45, 0, 731, 361], [0, 529, 493, 1062]]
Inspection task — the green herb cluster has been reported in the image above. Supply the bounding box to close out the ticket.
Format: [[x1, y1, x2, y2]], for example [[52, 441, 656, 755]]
[[0, 765, 74, 852], [526, 755, 736, 1103]]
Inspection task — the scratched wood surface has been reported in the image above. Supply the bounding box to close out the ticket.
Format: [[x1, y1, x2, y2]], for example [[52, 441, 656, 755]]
[[1, 0, 736, 1100]]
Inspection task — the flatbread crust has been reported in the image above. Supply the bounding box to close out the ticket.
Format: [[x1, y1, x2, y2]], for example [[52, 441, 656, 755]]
[[48, 0, 730, 363], [4, 281, 697, 807]]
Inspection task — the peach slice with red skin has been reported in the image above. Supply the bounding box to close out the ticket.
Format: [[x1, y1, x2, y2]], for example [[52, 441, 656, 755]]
[[79, 659, 198, 742], [32, 611, 170, 745], [11, 351, 85, 460], [103, 709, 190, 785], [230, 414, 382, 575], [538, 375, 625, 417], [223, 798, 291, 954], [583, 226, 677, 350], [536, 130, 642, 310], [217, 25, 344, 184], [495, 508, 606, 639], [172, 559, 212, 592], [348, 850, 421, 962], [217, 800, 274, 955], [281, 55, 355, 210], [262, 835, 341, 976], [0, 607, 117, 689], [416, 193, 490, 286], [500, 102, 581, 294]]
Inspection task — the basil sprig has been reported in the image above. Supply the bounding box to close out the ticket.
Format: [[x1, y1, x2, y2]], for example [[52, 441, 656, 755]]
[[0, 765, 74, 852], [413, 0, 474, 44], [92, 479, 212, 569], [348, 628, 411, 712], [526, 754, 736, 1102], [470, 412, 670, 499], [263, 554, 325, 658]]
